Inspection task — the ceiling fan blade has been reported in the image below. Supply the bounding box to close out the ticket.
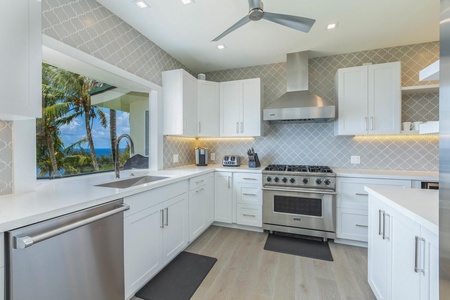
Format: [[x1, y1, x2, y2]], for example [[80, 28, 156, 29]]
[[212, 15, 251, 42], [263, 12, 316, 33]]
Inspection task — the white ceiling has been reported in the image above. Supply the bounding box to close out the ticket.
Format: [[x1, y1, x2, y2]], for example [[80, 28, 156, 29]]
[[96, 0, 439, 73]]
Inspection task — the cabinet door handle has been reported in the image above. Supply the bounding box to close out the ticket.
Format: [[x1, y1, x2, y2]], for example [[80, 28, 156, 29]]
[[378, 210, 383, 236], [365, 117, 368, 130], [370, 117, 374, 130], [160, 209, 164, 228], [183, 118, 186, 131], [355, 224, 368, 228], [228, 176, 231, 188], [415, 236, 426, 274], [198, 122, 201, 133], [240, 122, 244, 133], [243, 214, 256, 217], [383, 213, 390, 240], [165, 207, 169, 226], [355, 193, 368, 196], [236, 122, 239, 133]]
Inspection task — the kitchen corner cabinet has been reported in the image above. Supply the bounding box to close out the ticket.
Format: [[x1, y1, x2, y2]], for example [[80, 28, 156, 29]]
[[220, 78, 262, 137], [0, 0, 42, 120], [124, 181, 188, 299], [233, 173, 262, 227], [368, 193, 438, 300], [198, 80, 220, 136], [189, 173, 215, 241], [215, 172, 233, 223], [335, 62, 401, 135], [162, 69, 198, 136], [336, 177, 411, 244]]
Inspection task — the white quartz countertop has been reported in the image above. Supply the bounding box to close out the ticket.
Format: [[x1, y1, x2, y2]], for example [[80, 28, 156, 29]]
[[364, 186, 439, 234], [334, 168, 438, 181], [0, 164, 261, 232]]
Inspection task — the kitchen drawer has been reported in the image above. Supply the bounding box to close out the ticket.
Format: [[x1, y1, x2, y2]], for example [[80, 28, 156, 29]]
[[337, 177, 411, 210], [236, 204, 262, 227], [189, 173, 213, 190], [233, 172, 262, 184], [337, 208, 368, 242], [238, 186, 262, 205]]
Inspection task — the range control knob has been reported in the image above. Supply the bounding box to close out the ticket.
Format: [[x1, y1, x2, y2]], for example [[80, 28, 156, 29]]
[[324, 179, 331, 185], [274, 177, 280, 183], [302, 178, 309, 184], [316, 178, 322, 185], [290, 178, 296, 183], [282, 177, 288, 183], [266, 177, 272, 182]]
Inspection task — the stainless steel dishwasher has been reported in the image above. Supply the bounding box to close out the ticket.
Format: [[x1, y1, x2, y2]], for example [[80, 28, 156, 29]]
[[6, 199, 129, 300]]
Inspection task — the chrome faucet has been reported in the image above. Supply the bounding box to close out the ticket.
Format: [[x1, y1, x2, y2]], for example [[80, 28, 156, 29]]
[[115, 134, 135, 179]]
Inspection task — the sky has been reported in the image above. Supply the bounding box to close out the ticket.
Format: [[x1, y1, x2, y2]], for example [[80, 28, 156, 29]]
[[59, 108, 130, 149]]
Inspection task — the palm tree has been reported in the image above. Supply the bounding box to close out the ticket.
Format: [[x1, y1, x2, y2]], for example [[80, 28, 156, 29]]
[[51, 68, 107, 171], [110, 109, 117, 163]]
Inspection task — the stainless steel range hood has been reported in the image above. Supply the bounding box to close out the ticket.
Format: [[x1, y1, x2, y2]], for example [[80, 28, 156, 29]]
[[263, 51, 335, 123]]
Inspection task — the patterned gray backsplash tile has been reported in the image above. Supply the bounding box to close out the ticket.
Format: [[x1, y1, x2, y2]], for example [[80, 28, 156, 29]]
[[0, 121, 13, 195]]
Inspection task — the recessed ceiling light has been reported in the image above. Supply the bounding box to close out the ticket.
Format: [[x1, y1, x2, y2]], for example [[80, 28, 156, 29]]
[[327, 23, 338, 30], [217, 44, 226, 50], [181, 0, 195, 4], [135, 0, 149, 8]]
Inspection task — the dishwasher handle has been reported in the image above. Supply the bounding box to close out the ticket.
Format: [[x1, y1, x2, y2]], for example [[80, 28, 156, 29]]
[[14, 204, 130, 249]]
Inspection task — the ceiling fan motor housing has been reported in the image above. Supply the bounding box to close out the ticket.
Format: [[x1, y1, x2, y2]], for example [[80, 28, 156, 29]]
[[249, 8, 264, 21]]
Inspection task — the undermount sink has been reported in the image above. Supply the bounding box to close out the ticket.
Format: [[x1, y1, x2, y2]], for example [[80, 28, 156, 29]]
[[95, 175, 169, 189]]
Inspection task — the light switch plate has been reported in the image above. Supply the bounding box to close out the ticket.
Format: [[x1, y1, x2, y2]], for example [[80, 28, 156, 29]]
[[210, 153, 215, 161], [351, 156, 360, 164], [173, 154, 179, 163]]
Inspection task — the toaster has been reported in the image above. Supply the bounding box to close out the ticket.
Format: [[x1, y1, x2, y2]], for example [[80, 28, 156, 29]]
[[222, 155, 240, 167]]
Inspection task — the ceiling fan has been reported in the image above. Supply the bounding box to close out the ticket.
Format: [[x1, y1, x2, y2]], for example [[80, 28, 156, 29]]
[[212, 0, 316, 42]]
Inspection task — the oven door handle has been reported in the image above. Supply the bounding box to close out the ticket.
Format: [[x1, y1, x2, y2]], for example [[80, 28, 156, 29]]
[[262, 187, 337, 195]]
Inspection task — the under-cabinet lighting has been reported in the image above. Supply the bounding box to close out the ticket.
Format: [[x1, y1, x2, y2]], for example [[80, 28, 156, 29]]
[[217, 44, 227, 50], [326, 23, 338, 30], [181, 0, 195, 4], [353, 134, 438, 141], [135, 0, 149, 8], [197, 137, 255, 141]]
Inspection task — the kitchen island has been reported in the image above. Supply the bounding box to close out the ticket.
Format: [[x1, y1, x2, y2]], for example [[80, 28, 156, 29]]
[[365, 186, 438, 300]]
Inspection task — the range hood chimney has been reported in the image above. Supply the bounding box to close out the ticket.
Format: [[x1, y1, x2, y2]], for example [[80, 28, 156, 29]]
[[263, 51, 335, 123]]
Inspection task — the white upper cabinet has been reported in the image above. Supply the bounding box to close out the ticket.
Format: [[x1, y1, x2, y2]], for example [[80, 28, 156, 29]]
[[197, 80, 220, 136], [335, 62, 401, 135], [0, 0, 42, 120], [220, 78, 262, 137], [162, 69, 198, 136]]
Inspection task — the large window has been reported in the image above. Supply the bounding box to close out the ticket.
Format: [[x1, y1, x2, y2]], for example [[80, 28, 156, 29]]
[[37, 63, 149, 179]]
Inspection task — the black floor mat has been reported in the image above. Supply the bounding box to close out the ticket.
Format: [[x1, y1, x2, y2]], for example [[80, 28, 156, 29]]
[[135, 251, 217, 300], [264, 234, 333, 261]]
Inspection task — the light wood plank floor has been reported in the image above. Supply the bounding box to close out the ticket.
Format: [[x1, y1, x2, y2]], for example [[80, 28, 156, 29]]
[[133, 226, 376, 300]]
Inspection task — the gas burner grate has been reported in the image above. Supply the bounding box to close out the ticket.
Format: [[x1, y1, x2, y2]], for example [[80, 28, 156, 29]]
[[264, 164, 287, 171], [307, 166, 334, 173], [286, 165, 308, 172]]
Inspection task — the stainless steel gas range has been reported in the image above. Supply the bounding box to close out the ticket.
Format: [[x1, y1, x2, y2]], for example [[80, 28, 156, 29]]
[[262, 164, 337, 241]]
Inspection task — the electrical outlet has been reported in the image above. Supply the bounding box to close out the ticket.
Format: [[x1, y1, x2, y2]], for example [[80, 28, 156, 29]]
[[351, 156, 360, 164], [173, 154, 179, 163], [210, 153, 215, 161]]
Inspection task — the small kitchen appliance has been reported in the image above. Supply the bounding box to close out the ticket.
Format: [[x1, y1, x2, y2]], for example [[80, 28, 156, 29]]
[[195, 147, 209, 166], [222, 155, 241, 167], [262, 164, 336, 241]]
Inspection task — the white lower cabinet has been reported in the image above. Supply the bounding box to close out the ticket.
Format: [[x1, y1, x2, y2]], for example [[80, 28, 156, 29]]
[[215, 172, 233, 223], [336, 177, 411, 244], [124, 181, 188, 299], [1, 232, 3, 300], [233, 173, 262, 227], [188, 173, 215, 242], [368, 193, 438, 300]]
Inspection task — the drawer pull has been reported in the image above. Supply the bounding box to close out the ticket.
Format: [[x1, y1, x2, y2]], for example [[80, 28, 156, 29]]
[[195, 180, 204, 184], [196, 188, 205, 193], [243, 193, 257, 196], [243, 177, 258, 181], [355, 224, 368, 228], [355, 193, 369, 196], [243, 214, 256, 217]]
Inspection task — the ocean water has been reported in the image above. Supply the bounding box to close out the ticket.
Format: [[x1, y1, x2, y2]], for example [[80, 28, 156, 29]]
[[78, 148, 127, 156]]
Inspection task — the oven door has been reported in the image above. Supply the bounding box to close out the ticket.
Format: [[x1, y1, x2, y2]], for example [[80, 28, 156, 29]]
[[263, 187, 336, 233]]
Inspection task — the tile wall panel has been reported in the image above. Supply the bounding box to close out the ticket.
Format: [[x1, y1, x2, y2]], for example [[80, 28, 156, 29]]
[[0, 121, 13, 195], [170, 42, 439, 171]]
